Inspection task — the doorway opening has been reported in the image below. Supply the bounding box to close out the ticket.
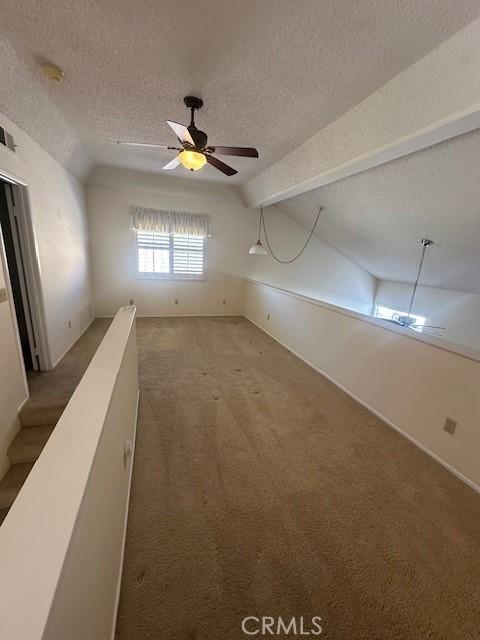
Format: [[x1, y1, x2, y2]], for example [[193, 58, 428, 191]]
[[0, 179, 42, 373]]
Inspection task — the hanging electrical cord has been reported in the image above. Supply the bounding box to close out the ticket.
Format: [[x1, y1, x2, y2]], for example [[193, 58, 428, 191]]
[[260, 205, 325, 264]]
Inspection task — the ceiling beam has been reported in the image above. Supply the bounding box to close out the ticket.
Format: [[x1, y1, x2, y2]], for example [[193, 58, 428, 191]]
[[241, 17, 480, 208]]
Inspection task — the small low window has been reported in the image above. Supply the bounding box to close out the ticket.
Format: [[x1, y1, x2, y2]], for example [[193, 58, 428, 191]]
[[136, 231, 205, 279], [373, 304, 426, 332]]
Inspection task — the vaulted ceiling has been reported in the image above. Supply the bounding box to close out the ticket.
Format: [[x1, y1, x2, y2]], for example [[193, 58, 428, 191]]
[[1, 0, 479, 183], [2, 1, 480, 294], [277, 130, 480, 293]]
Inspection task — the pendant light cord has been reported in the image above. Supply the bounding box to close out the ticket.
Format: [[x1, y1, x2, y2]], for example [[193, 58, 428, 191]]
[[260, 205, 324, 264], [257, 206, 262, 240]]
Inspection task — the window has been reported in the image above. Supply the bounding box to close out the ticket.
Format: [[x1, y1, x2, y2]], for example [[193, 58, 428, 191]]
[[373, 304, 426, 332], [136, 230, 205, 279]]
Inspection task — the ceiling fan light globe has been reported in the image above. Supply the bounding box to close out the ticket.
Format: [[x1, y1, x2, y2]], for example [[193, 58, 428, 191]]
[[179, 150, 206, 171], [249, 240, 267, 255]]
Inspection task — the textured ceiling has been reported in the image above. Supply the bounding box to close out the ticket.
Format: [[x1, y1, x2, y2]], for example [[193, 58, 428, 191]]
[[277, 129, 480, 293], [1, 0, 480, 182]]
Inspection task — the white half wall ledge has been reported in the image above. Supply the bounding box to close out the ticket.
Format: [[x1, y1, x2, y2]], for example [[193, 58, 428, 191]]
[[246, 279, 480, 363], [244, 280, 480, 492], [241, 17, 480, 207], [0, 305, 138, 640]]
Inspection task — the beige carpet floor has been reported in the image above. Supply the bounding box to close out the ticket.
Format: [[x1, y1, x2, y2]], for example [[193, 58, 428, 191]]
[[115, 316, 480, 640], [26, 318, 112, 409]]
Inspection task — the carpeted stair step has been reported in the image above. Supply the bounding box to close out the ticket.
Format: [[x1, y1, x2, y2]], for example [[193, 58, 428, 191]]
[[0, 463, 34, 510], [7, 425, 55, 465], [19, 404, 66, 427]]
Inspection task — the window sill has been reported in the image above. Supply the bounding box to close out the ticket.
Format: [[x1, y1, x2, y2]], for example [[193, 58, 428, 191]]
[[135, 273, 206, 282]]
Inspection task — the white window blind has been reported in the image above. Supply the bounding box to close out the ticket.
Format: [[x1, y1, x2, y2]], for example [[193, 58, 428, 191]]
[[137, 231, 205, 279], [137, 231, 170, 274], [172, 234, 204, 276]]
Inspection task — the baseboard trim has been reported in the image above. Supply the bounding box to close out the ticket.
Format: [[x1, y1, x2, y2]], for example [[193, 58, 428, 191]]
[[96, 313, 243, 319], [110, 388, 140, 640], [246, 316, 480, 495], [50, 317, 96, 370], [17, 395, 29, 413]]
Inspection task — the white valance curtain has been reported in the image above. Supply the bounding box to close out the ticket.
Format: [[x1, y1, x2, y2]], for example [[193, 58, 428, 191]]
[[130, 206, 210, 237]]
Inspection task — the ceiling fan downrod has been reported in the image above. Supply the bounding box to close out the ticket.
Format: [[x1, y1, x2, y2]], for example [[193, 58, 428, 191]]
[[184, 96, 203, 129], [407, 238, 433, 317]]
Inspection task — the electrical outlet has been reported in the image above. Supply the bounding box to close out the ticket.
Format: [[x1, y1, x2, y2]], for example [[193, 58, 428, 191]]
[[222, 299, 226, 305], [0, 287, 7, 303], [443, 417, 457, 435], [68, 320, 72, 329], [174, 299, 179, 305], [267, 313, 270, 320]]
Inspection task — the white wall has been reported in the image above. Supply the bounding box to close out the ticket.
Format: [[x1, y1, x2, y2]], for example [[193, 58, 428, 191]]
[[248, 205, 377, 314], [87, 166, 253, 317], [245, 280, 480, 490], [375, 280, 480, 350], [0, 110, 93, 476], [0, 112, 93, 364]]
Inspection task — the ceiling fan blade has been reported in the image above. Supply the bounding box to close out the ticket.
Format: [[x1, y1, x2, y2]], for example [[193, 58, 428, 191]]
[[413, 324, 446, 330], [162, 156, 181, 170], [207, 146, 259, 158], [206, 154, 237, 176], [116, 141, 179, 150], [166, 120, 195, 147]]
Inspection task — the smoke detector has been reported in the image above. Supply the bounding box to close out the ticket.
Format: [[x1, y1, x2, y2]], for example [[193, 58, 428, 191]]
[[40, 63, 64, 82]]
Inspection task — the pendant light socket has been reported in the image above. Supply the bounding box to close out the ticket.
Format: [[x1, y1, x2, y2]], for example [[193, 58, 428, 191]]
[[249, 239, 267, 255], [249, 206, 267, 255]]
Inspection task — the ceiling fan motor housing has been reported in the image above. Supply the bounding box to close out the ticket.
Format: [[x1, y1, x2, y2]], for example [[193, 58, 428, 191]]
[[188, 127, 208, 149]]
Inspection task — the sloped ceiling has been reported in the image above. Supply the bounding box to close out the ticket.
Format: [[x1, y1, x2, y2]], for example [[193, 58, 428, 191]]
[[277, 130, 480, 294], [1, 0, 480, 182]]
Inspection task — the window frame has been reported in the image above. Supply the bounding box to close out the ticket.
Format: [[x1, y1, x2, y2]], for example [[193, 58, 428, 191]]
[[372, 303, 426, 332], [135, 229, 206, 281]]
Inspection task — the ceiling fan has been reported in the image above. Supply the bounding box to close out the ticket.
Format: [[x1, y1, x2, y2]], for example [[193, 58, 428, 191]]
[[117, 96, 259, 176]]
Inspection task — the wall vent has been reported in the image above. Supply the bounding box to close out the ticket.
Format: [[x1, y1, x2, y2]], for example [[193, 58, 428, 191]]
[[0, 127, 16, 152]]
